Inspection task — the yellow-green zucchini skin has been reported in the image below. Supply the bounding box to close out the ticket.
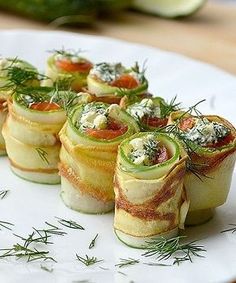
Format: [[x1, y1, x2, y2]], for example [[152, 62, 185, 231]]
[[168, 111, 236, 225], [2, 90, 67, 184], [114, 132, 189, 248], [59, 102, 139, 214]]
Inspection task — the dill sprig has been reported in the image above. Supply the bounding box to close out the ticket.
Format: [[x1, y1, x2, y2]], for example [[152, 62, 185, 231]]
[[49, 88, 80, 113], [0, 190, 9, 199], [34, 222, 67, 237], [159, 96, 181, 119], [0, 243, 56, 262], [13, 231, 53, 247], [115, 258, 140, 268], [89, 234, 98, 249], [144, 262, 171, 267], [35, 148, 49, 165], [76, 254, 103, 266], [221, 224, 236, 234], [49, 48, 84, 59], [0, 220, 14, 231], [142, 236, 206, 265], [130, 61, 147, 84], [0, 58, 46, 90], [56, 217, 85, 230]]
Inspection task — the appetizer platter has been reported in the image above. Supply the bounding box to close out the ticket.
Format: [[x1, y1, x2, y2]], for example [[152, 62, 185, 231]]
[[0, 30, 236, 283]]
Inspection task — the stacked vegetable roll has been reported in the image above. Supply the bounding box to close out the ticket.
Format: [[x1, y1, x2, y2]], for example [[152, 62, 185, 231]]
[[168, 111, 236, 225], [2, 88, 69, 184], [0, 57, 39, 155], [43, 49, 93, 91], [124, 96, 180, 131], [59, 102, 139, 214], [114, 133, 189, 248], [87, 62, 149, 104]]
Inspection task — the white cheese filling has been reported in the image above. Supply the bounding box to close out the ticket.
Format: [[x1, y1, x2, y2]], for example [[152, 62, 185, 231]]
[[182, 118, 230, 146], [129, 134, 160, 166], [89, 62, 141, 84], [54, 53, 81, 63], [127, 98, 161, 121], [79, 104, 120, 131]]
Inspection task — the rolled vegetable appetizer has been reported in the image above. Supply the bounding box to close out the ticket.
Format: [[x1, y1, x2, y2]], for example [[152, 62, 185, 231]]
[[168, 111, 236, 225], [59, 102, 139, 214], [87, 62, 149, 104], [125, 96, 180, 131], [2, 87, 80, 184], [43, 49, 93, 91], [0, 57, 39, 155], [114, 133, 189, 248]]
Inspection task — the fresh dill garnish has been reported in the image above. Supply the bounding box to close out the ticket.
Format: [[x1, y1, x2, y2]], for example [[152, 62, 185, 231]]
[[142, 236, 206, 265], [115, 258, 140, 268], [13, 231, 53, 247], [35, 148, 50, 165], [221, 224, 236, 234], [0, 244, 56, 262], [49, 88, 81, 113], [76, 254, 103, 266], [89, 234, 98, 249], [35, 221, 67, 237], [186, 161, 211, 181], [56, 217, 85, 230], [0, 190, 9, 199], [159, 96, 181, 119], [130, 61, 147, 84], [143, 262, 171, 267], [40, 264, 54, 273], [0, 58, 46, 91], [49, 48, 84, 59], [0, 220, 14, 231]]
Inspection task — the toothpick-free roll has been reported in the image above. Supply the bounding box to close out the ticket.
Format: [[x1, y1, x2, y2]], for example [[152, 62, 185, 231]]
[[114, 132, 189, 248], [59, 102, 139, 213]]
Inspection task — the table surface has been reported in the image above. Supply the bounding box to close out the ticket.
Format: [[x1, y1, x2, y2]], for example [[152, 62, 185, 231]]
[[0, 1, 235, 75]]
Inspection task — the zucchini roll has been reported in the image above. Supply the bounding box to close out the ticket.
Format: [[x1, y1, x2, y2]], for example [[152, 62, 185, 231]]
[[0, 57, 39, 155], [114, 133, 189, 248], [2, 87, 71, 184], [168, 112, 236, 225], [43, 49, 93, 91], [59, 102, 139, 214], [125, 96, 179, 131], [87, 62, 149, 104]]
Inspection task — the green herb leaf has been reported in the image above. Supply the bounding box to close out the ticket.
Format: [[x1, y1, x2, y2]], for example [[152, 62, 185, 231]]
[[89, 234, 98, 249], [115, 258, 140, 268], [142, 236, 206, 265], [56, 217, 85, 230], [76, 254, 103, 266]]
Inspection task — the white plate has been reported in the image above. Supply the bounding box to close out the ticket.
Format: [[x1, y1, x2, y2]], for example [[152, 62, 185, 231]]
[[0, 30, 236, 283]]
